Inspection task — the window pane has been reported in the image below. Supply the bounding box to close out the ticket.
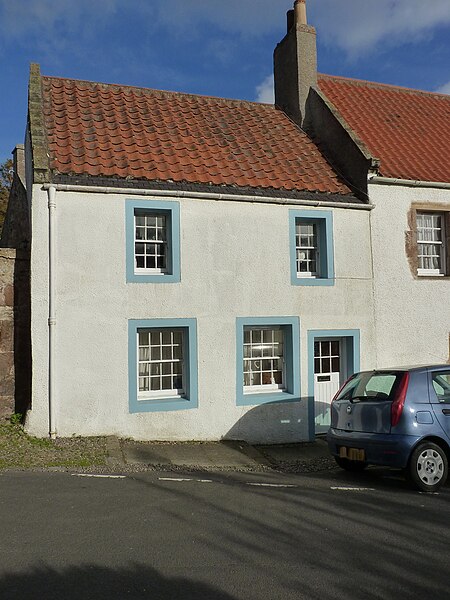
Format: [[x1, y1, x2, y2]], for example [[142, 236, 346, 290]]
[[244, 327, 284, 389], [322, 358, 331, 373], [150, 363, 160, 376], [139, 363, 149, 377], [162, 346, 172, 360], [138, 328, 185, 398], [252, 373, 262, 386], [151, 346, 161, 361], [150, 377, 160, 391]]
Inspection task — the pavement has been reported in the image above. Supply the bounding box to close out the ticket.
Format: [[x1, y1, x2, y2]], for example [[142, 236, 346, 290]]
[[105, 436, 333, 472]]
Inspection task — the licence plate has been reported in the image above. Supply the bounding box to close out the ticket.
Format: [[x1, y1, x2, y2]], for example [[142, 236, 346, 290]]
[[339, 447, 365, 461]]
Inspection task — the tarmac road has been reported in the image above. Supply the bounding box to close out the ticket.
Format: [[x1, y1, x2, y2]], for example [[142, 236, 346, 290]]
[[0, 467, 449, 600]]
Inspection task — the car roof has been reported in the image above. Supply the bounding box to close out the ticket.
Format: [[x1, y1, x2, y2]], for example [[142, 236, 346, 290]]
[[360, 364, 449, 374]]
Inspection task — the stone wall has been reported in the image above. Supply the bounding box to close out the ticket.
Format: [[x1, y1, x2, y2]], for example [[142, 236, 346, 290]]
[[0, 249, 31, 420], [0, 250, 16, 418]]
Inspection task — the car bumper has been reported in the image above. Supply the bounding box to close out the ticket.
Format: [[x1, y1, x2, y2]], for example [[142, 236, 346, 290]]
[[327, 429, 422, 469]]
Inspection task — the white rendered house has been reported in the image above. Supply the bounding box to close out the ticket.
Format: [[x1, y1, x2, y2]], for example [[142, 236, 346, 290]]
[[9, 59, 376, 442]]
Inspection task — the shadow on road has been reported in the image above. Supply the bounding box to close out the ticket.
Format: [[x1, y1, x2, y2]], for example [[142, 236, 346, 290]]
[[0, 563, 237, 600]]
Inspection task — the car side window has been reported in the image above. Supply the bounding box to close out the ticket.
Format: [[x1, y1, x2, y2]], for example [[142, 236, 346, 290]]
[[432, 371, 450, 403]]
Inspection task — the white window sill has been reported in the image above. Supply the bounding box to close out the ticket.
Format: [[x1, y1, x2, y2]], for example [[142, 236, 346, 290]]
[[138, 390, 184, 401], [417, 270, 445, 277], [135, 269, 168, 275], [244, 385, 285, 395]]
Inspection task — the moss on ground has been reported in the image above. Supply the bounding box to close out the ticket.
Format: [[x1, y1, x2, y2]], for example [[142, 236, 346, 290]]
[[0, 421, 108, 469]]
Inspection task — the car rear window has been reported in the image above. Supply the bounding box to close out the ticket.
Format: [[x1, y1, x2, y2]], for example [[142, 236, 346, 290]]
[[337, 371, 403, 402]]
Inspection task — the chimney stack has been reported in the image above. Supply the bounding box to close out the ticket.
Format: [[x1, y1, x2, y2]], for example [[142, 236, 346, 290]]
[[12, 144, 26, 187], [294, 0, 307, 25], [274, 0, 317, 127]]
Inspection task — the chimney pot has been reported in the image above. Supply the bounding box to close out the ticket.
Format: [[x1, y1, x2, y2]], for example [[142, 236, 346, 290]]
[[294, 0, 307, 26]]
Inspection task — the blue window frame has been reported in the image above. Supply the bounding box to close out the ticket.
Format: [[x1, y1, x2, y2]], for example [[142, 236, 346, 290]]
[[289, 209, 334, 286], [126, 199, 181, 283], [236, 317, 300, 406], [128, 318, 198, 413]]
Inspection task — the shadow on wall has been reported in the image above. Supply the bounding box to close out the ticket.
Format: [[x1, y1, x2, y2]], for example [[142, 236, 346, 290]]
[[0, 564, 237, 600], [224, 398, 311, 444], [13, 249, 31, 417]]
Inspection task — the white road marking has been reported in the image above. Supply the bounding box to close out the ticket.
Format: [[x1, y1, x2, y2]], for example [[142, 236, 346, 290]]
[[197, 479, 213, 483], [331, 486, 375, 491], [158, 477, 192, 482], [72, 474, 126, 479], [246, 482, 296, 488]]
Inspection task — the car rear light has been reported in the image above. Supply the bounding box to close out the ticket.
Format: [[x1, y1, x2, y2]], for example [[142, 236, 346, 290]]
[[391, 372, 410, 427]]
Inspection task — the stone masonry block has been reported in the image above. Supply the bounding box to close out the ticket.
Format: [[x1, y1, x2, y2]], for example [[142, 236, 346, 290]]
[[0, 320, 14, 351]]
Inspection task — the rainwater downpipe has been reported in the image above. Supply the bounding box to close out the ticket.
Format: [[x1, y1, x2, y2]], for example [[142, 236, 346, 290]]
[[48, 185, 57, 439]]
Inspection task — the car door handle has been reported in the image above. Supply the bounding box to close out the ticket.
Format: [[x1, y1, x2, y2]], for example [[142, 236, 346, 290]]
[[442, 409, 450, 416]]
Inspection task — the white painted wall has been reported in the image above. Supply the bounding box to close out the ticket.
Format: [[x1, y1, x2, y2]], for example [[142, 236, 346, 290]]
[[369, 183, 450, 368], [27, 185, 376, 442]]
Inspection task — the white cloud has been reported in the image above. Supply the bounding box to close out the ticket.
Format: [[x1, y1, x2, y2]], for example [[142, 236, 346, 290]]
[[0, 0, 118, 39], [255, 75, 274, 104], [309, 0, 450, 55], [436, 81, 450, 95], [153, 0, 293, 36]]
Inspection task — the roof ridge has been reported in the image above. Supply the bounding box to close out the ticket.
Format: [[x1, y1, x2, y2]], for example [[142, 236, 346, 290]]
[[42, 74, 276, 109], [318, 72, 450, 99]]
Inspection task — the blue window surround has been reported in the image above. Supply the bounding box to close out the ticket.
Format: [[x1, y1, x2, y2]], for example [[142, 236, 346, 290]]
[[289, 209, 334, 286], [126, 199, 181, 283], [128, 318, 198, 413], [236, 317, 300, 406], [306, 329, 360, 440]]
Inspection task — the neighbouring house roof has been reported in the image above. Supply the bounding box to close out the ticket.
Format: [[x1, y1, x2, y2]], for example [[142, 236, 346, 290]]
[[35, 71, 355, 199], [318, 74, 450, 183]]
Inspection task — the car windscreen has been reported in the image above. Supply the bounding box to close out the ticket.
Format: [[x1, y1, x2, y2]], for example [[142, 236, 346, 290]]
[[336, 371, 403, 402]]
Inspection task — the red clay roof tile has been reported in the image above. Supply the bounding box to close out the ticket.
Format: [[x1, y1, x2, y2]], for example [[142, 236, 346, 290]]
[[41, 75, 352, 196], [318, 74, 450, 182]]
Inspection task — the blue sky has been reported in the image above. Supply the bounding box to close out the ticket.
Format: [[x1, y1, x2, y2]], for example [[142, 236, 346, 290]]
[[1, 0, 449, 164]]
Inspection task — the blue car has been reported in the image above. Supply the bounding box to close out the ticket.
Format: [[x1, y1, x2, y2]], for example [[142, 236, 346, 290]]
[[327, 365, 450, 492]]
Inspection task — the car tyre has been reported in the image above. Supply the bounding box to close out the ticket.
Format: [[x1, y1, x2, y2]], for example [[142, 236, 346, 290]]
[[408, 442, 448, 492], [334, 456, 367, 471]]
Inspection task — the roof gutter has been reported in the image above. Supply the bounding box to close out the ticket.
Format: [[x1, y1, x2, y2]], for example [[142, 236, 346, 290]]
[[369, 176, 450, 190], [41, 183, 374, 210]]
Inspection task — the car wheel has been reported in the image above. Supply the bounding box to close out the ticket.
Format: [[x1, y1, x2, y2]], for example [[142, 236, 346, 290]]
[[408, 442, 448, 492], [334, 456, 367, 471]]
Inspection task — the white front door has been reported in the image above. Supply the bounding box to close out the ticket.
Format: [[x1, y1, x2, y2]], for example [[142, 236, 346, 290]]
[[314, 339, 343, 434]]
